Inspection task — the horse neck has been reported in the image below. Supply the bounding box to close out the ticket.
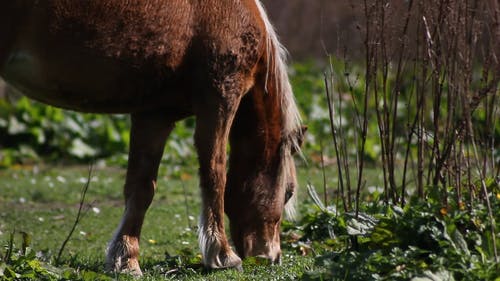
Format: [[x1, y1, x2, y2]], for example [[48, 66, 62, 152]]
[[229, 77, 283, 175]]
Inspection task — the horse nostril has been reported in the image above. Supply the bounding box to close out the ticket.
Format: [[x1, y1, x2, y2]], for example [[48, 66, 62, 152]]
[[273, 252, 282, 265]]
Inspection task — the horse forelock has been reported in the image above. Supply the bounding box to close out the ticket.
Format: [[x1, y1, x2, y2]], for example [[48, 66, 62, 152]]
[[255, 0, 302, 220]]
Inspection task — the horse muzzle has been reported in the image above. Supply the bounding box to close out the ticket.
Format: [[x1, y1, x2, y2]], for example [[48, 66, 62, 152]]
[[241, 229, 282, 265]]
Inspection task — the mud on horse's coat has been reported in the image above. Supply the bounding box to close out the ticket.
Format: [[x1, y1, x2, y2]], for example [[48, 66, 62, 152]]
[[0, 0, 304, 275]]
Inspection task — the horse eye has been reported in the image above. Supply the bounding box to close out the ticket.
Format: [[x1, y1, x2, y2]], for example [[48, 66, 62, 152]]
[[285, 188, 294, 203]]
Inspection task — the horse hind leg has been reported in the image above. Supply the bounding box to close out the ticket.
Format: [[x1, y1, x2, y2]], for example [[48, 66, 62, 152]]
[[106, 111, 174, 276], [194, 86, 244, 270]]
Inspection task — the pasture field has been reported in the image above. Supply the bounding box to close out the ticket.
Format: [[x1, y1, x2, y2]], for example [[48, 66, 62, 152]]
[[0, 164, 318, 280], [1, 163, 499, 280]]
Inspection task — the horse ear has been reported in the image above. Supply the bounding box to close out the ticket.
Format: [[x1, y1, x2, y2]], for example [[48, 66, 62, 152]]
[[291, 125, 307, 155]]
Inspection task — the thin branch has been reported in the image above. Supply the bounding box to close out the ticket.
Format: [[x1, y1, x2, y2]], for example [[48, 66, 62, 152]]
[[319, 139, 329, 207], [56, 164, 93, 265], [324, 72, 347, 212]]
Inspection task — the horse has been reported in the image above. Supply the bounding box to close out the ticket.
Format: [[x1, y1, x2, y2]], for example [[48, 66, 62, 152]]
[[0, 0, 304, 275]]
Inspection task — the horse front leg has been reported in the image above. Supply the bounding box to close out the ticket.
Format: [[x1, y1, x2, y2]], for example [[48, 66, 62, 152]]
[[195, 94, 243, 270], [106, 112, 174, 276]]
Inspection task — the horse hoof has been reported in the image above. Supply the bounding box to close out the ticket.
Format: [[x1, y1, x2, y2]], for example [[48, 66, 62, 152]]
[[234, 262, 243, 272], [105, 257, 143, 277], [105, 262, 143, 277], [225, 253, 243, 271], [204, 249, 242, 270], [122, 265, 143, 277]]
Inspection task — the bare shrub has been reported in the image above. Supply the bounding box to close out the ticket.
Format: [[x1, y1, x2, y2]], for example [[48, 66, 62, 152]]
[[322, 0, 498, 259]]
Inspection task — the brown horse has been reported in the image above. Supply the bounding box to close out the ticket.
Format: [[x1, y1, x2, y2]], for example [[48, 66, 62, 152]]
[[0, 0, 304, 275]]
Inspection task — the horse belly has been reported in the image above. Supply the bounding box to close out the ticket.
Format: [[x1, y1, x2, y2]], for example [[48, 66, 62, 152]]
[[1, 44, 190, 114]]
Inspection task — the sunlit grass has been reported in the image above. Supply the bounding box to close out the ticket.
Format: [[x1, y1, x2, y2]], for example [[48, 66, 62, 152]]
[[0, 164, 316, 280]]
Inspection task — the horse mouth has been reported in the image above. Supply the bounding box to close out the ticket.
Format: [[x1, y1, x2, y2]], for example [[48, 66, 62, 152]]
[[253, 252, 282, 265]]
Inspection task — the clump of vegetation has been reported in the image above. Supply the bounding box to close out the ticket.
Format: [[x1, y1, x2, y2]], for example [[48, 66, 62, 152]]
[[292, 0, 499, 279], [0, 94, 196, 168], [0, 94, 130, 167], [0, 231, 112, 281], [283, 184, 500, 280]]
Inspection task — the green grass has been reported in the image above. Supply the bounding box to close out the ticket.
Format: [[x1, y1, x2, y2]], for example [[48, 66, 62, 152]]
[[2, 163, 499, 280], [0, 164, 316, 280]]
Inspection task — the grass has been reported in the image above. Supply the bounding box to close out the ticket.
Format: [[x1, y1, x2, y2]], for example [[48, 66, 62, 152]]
[[3, 162, 497, 280], [0, 163, 318, 280]]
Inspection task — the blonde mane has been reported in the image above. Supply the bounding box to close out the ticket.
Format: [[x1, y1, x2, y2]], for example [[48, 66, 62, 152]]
[[255, 0, 302, 220]]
